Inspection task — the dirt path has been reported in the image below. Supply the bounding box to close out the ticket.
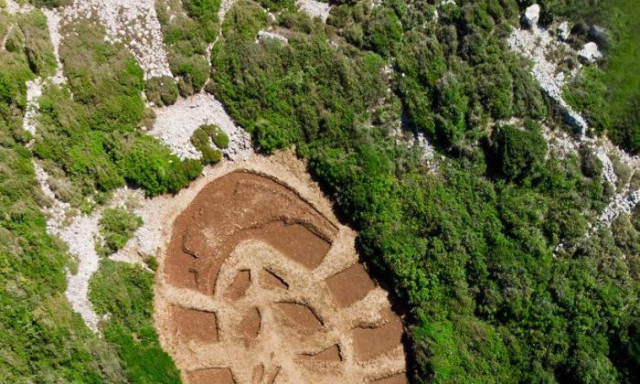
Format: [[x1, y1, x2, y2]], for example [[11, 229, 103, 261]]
[[146, 153, 408, 384]]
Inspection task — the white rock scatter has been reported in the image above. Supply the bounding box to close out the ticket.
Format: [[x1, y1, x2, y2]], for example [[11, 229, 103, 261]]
[[42, 8, 66, 85], [34, 163, 103, 333], [557, 21, 570, 41], [23, 79, 43, 136], [508, 7, 588, 136], [296, 0, 332, 23], [5, 0, 33, 14], [578, 42, 603, 64], [596, 145, 618, 186], [59, 0, 172, 79], [522, 4, 540, 28], [149, 93, 253, 161], [598, 190, 640, 229], [257, 29, 288, 44]]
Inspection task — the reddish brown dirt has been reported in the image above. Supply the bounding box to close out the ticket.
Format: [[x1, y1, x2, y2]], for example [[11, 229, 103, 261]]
[[370, 374, 410, 384], [156, 159, 407, 384], [170, 306, 218, 344], [226, 269, 251, 300], [351, 308, 404, 362], [187, 368, 236, 384], [301, 344, 342, 362], [326, 264, 376, 308], [259, 269, 289, 290], [275, 302, 323, 332], [237, 307, 261, 341]]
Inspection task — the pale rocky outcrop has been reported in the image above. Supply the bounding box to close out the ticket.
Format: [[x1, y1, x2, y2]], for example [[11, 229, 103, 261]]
[[522, 4, 541, 28], [149, 93, 253, 161], [578, 42, 603, 64], [296, 0, 332, 23]]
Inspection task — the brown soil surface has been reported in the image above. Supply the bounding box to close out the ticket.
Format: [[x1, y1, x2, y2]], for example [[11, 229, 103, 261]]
[[370, 374, 410, 384], [275, 302, 323, 332], [301, 345, 342, 362], [351, 308, 404, 362], [259, 269, 289, 290], [170, 306, 218, 344], [327, 264, 376, 308], [155, 154, 408, 384], [226, 270, 251, 300], [187, 368, 236, 384]]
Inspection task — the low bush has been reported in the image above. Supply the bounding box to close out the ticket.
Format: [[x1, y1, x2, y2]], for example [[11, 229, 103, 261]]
[[145, 76, 179, 106], [190, 125, 223, 164], [97, 207, 143, 257]]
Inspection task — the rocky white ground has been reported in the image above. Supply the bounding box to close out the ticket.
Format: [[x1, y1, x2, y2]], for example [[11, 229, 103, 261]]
[[296, 0, 331, 23], [510, 5, 640, 242], [58, 0, 172, 79], [149, 92, 253, 161], [508, 19, 589, 135]]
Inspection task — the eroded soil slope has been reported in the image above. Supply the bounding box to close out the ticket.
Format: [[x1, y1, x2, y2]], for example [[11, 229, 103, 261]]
[[156, 160, 407, 384]]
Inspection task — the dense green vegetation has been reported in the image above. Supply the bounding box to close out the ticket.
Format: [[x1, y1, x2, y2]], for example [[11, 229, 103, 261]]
[[0, 9, 127, 383], [97, 207, 143, 257], [210, 1, 639, 383], [190, 123, 228, 164], [89, 260, 181, 384], [32, 19, 202, 202], [156, 0, 222, 96], [1, 0, 638, 383], [563, 0, 640, 152]]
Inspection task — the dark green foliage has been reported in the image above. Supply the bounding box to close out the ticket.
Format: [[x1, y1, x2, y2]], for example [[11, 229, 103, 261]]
[[210, 1, 638, 383], [191, 125, 223, 164], [156, 0, 222, 95], [145, 76, 179, 106], [97, 208, 143, 257], [201, 123, 229, 148], [89, 260, 181, 384], [563, 0, 640, 153], [33, 20, 201, 199], [491, 124, 547, 181], [0, 11, 126, 383], [118, 135, 203, 196]]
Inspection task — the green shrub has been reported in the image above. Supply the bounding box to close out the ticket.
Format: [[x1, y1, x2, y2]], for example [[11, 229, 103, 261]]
[[90, 260, 181, 383], [145, 76, 179, 106], [190, 125, 223, 164], [491, 124, 547, 182], [97, 207, 143, 257], [201, 123, 229, 148]]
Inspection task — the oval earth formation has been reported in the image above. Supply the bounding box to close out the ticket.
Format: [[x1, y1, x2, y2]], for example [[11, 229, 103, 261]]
[[156, 160, 408, 384]]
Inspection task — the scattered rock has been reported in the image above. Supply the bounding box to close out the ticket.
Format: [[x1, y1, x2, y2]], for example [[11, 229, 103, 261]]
[[588, 25, 609, 48], [296, 0, 331, 23], [149, 93, 252, 161], [557, 21, 570, 41], [257, 30, 288, 44], [578, 42, 603, 64], [522, 4, 541, 28]]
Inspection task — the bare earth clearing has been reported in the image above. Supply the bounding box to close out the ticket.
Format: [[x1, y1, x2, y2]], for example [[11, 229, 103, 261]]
[[153, 154, 408, 384]]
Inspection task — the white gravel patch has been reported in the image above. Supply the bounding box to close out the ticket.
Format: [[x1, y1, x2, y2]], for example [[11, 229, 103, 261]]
[[42, 8, 66, 85], [257, 29, 288, 44], [59, 0, 172, 79], [508, 21, 588, 136], [149, 92, 253, 161], [296, 0, 331, 23], [598, 190, 640, 229], [23, 79, 43, 136], [5, 0, 33, 14]]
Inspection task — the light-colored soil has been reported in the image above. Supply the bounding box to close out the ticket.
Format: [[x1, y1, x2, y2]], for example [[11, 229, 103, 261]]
[[153, 153, 408, 383], [148, 93, 253, 161]]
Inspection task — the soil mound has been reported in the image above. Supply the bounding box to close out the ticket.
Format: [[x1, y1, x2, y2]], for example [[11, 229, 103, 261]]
[[156, 159, 408, 384]]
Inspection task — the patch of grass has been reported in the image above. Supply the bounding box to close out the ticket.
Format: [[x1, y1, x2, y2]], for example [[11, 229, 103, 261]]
[[97, 207, 143, 257], [145, 76, 179, 106], [90, 260, 181, 384], [191, 124, 223, 164]]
